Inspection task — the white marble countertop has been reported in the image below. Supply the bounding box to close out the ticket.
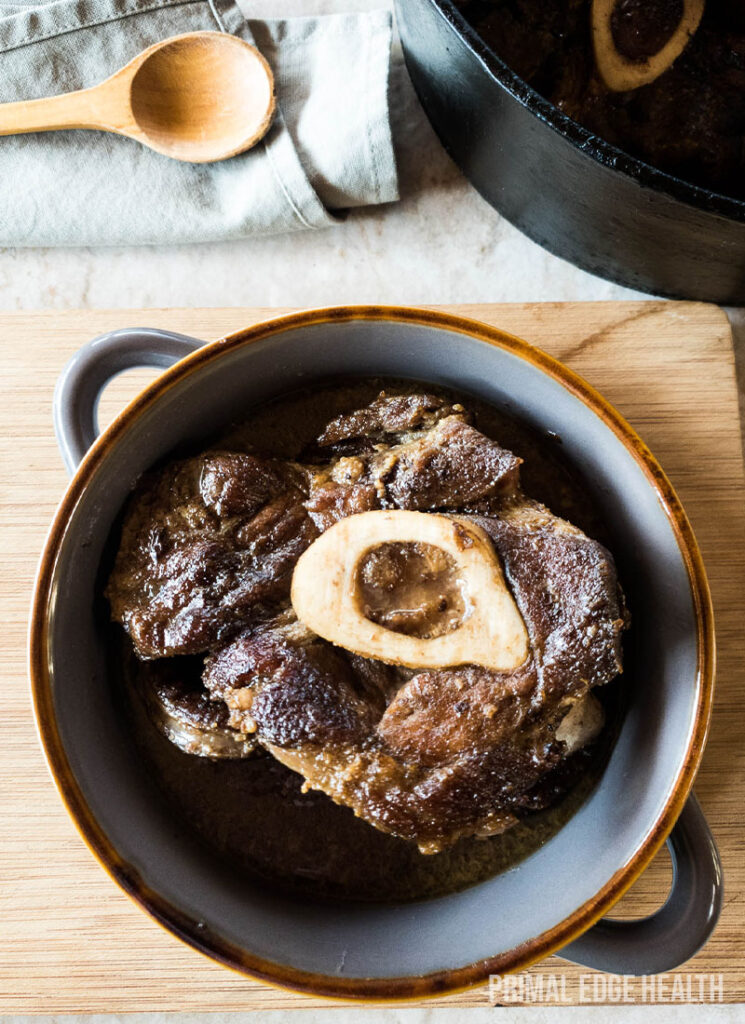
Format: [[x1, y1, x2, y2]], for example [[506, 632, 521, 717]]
[[0, 4, 742, 1023]]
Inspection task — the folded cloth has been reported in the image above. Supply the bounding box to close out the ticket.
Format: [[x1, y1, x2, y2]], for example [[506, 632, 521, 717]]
[[0, 0, 398, 245]]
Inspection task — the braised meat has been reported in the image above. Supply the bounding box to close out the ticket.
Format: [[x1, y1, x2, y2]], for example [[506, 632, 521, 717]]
[[135, 659, 257, 759], [203, 497, 625, 852], [106, 452, 317, 659], [455, 0, 745, 200], [305, 412, 523, 531], [109, 392, 628, 854], [315, 391, 462, 452]]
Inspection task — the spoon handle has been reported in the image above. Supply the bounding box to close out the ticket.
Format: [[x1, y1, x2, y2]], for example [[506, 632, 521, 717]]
[[0, 86, 107, 136]]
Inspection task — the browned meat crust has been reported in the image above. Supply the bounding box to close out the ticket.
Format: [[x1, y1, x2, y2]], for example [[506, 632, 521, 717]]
[[106, 452, 317, 658], [373, 417, 523, 511], [305, 412, 523, 532], [205, 618, 377, 747], [316, 391, 461, 452]]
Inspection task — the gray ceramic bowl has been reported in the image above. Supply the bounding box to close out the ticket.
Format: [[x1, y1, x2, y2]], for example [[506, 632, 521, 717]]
[[31, 307, 721, 999]]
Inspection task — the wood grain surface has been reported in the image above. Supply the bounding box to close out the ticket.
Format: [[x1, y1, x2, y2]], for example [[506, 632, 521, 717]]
[[1, 301, 743, 1011]]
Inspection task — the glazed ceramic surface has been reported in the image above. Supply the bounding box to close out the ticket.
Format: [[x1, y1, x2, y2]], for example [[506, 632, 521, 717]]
[[31, 308, 720, 997]]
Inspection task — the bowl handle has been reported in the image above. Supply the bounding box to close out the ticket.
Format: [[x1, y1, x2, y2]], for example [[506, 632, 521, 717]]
[[559, 794, 722, 974], [53, 328, 202, 474]]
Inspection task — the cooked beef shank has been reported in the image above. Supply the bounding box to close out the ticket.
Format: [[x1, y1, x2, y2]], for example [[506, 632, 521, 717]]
[[135, 660, 257, 759], [203, 497, 625, 852], [106, 452, 317, 659], [315, 391, 462, 453], [305, 411, 523, 532], [108, 392, 628, 853]]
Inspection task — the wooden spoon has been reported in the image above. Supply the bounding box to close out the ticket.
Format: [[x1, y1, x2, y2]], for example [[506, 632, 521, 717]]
[[0, 31, 276, 163]]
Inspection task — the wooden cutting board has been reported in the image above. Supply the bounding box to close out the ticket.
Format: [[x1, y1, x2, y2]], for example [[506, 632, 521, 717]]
[[2, 302, 744, 1011]]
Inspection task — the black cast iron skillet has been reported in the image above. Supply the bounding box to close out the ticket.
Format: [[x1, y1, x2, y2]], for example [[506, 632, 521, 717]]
[[395, 0, 745, 302]]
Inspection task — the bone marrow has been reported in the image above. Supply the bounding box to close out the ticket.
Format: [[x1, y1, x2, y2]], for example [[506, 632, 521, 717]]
[[291, 510, 530, 672], [356, 540, 467, 639], [108, 381, 628, 891], [610, 0, 684, 61]]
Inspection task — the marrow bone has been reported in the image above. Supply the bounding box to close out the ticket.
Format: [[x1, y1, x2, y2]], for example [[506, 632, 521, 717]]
[[591, 0, 705, 92], [290, 510, 530, 672]]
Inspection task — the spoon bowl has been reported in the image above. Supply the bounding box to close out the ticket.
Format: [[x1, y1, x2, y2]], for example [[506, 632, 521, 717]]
[[0, 31, 276, 163], [128, 33, 276, 161]]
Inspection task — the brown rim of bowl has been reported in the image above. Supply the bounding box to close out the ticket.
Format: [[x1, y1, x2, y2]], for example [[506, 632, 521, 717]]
[[28, 305, 715, 1002]]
